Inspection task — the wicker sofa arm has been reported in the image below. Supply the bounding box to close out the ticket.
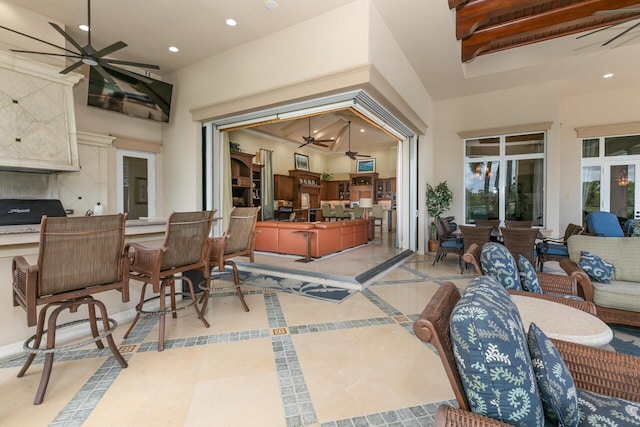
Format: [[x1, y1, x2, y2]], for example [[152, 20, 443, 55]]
[[559, 258, 595, 302], [552, 338, 640, 402], [434, 405, 511, 427]]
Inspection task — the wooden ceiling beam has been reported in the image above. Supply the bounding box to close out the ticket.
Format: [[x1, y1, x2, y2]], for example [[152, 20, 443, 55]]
[[459, 0, 640, 62], [456, 0, 551, 39]]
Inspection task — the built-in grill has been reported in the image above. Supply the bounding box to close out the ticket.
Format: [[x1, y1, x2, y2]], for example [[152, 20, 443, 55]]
[[0, 199, 66, 226]]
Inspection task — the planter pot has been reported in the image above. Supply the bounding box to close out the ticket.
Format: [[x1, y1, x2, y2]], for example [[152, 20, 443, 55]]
[[428, 239, 438, 253]]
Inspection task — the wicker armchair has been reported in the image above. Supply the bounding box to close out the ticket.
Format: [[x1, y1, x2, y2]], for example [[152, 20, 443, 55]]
[[499, 226, 539, 265], [462, 242, 596, 315], [474, 219, 500, 231], [200, 207, 260, 314], [504, 219, 533, 228], [415, 282, 640, 427], [12, 214, 130, 404], [458, 225, 492, 274], [123, 210, 215, 351]]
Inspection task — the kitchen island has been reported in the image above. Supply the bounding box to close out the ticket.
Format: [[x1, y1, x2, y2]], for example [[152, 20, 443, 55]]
[[0, 218, 167, 360]]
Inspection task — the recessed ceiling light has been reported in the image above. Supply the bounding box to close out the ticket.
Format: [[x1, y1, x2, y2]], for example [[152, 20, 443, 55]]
[[226, 18, 237, 27], [360, 128, 365, 133], [603, 73, 614, 79], [313, 129, 318, 134], [265, 0, 278, 10], [168, 46, 179, 53], [78, 24, 89, 32]]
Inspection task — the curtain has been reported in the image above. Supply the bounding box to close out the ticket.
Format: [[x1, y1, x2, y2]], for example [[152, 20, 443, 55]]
[[261, 149, 274, 220]]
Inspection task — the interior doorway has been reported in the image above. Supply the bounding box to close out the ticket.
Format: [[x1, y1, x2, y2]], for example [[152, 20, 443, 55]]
[[116, 149, 156, 219]]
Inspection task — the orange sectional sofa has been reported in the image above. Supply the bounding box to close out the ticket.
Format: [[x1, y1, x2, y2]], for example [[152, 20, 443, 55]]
[[255, 219, 370, 258]]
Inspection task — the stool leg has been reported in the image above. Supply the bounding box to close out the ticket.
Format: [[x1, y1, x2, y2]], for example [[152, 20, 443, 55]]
[[33, 303, 66, 405], [87, 297, 105, 349], [92, 299, 127, 369], [18, 303, 52, 379], [228, 261, 249, 312], [183, 276, 210, 328], [123, 283, 148, 339], [158, 280, 167, 352]]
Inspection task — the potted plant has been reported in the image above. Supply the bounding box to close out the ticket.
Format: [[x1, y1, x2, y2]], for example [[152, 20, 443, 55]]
[[425, 181, 453, 252]]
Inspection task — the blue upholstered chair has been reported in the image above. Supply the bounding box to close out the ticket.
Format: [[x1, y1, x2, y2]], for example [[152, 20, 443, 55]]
[[585, 211, 625, 237], [432, 219, 463, 267], [536, 223, 583, 271]]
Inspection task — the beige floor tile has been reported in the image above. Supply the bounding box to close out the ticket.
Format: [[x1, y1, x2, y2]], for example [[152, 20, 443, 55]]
[[370, 282, 440, 315], [376, 266, 426, 281], [196, 338, 276, 381], [184, 372, 285, 427], [86, 346, 206, 426], [292, 324, 454, 422], [277, 291, 386, 326], [133, 293, 268, 345], [0, 357, 105, 427]]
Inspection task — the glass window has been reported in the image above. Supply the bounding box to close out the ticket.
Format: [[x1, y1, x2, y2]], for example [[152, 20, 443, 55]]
[[465, 137, 499, 157], [464, 132, 545, 225], [505, 133, 544, 155], [582, 138, 599, 158], [581, 165, 600, 221], [605, 135, 640, 156]]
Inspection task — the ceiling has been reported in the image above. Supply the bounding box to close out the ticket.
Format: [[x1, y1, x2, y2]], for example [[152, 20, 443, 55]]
[[3, 0, 640, 150]]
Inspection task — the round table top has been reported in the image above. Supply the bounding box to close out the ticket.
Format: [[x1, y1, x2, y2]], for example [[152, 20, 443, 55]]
[[511, 294, 613, 347]]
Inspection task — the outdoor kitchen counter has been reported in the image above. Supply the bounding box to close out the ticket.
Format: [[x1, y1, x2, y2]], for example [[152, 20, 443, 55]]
[[0, 218, 168, 360]]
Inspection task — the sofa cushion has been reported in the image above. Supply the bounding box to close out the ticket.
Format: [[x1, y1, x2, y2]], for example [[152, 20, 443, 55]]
[[567, 235, 640, 282], [518, 255, 543, 294], [578, 251, 614, 284], [577, 389, 640, 426], [591, 280, 640, 313], [480, 242, 522, 290], [527, 323, 579, 426], [450, 275, 544, 426]]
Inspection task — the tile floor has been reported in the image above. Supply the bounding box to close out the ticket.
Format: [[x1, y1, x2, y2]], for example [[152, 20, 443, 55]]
[[0, 233, 636, 426]]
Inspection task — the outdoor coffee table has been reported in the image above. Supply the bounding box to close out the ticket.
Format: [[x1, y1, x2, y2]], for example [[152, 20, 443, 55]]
[[512, 295, 613, 347]]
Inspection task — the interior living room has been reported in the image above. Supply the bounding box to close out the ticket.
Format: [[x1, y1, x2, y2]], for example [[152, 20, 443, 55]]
[[1, 0, 640, 426]]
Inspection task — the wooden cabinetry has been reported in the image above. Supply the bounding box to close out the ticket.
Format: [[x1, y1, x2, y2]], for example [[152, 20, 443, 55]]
[[376, 178, 396, 200], [274, 174, 294, 201], [337, 181, 350, 200], [350, 173, 378, 202], [288, 169, 321, 212], [231, 151, 260, 210]]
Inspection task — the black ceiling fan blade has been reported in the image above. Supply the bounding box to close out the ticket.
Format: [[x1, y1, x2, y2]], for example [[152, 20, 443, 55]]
[[49, 22, 85, 53], [356, 154, 371, 158], [0, 24, 78, 55], [314, 138, 334, 143], [94, 64, 117, 85], [10, 49, 81, 59], [313, 142, 330, 148], [94, 41, 128, 58], [102, 63, 153, 84], [298, 142, 311, 148], [602, 19, 640, 45], [60, 60, 84, 74], [576, 23, 620, 39], [103, 58, 160, 70]]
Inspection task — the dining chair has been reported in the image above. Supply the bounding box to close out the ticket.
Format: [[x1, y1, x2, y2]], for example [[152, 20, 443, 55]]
[[536, 223, 583, 271], [458, 225, 492, 274], [504, 219, 533, 228], [371, 204, 384, 235], [353, 205, 364, 219], [321, 205, 335, 221], [474, 218, 500, 231], [123, 210, 215, 351], [12, 214, 130, 404], [200, 206, 261, 314], [500, 226, 540, 266], [432, 219, 463, 267], [334, 204, 349, 220]]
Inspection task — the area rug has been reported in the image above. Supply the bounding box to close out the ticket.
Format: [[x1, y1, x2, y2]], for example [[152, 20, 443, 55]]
[[213, 271, 357, 303], [609, 324, 640, 357]]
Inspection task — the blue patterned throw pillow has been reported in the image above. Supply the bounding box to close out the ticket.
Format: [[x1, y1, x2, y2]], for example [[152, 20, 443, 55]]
[[577, 389, 640, 426], [450, 276, 544, 427], [527, 323, 579, 427], [480, 242, 522, 290], [517, 255, 543, 294], [578, 251, 614, 283]]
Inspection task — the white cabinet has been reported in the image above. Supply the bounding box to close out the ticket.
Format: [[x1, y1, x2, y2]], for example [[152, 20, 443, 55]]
[[0, 51, 82, 172]]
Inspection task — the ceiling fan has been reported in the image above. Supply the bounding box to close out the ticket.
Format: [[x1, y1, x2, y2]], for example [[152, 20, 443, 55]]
[[298, 117, 334, 148], [344, 121, 371, 160], [0, 0, 160, 85], [577, 8, 640, 46]]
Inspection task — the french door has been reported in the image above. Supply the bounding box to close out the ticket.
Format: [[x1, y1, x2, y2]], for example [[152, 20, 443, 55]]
[[603, 161, 640, 222]]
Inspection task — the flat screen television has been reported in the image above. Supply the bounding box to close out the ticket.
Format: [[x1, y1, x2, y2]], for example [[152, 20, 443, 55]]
[[87, 67, 173, 123]]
